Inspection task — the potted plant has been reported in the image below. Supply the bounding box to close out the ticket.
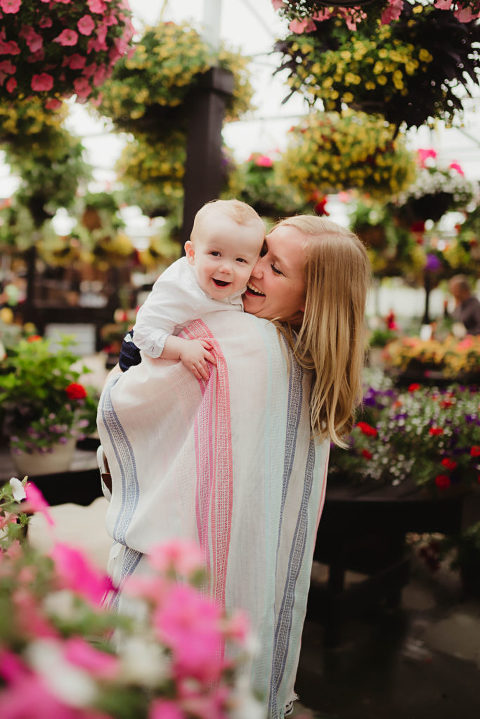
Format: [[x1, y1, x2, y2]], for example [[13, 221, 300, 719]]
[[0, 335, 97, 475]]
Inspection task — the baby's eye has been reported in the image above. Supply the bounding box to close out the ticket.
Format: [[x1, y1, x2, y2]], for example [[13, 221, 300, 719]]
[[210, 251, 221, 256], [271, 263, 283, 275], [236, 257, 247, 263]]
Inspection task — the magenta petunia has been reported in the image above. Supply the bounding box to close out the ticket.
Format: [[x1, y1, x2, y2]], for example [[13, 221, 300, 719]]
[[53, 29, 78, 46], [88, 0, 107, 13], [0, 59, 15, 74], [73, 75, 92, 99], [0, 39, 21, 55], [38, 16, 53, 28], [6, 77, 17, 93], [77, 14, 95, 36], [0, 0, 22, 14], [67, 53, 87, 70], [31, 73, 53, 91], [44, 98, 62, 110]]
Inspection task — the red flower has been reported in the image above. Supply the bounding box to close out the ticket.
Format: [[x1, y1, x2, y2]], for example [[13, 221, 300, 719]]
[[429, 427, 443, 436], [471, 446, 480, 457], [27, 335, 42, 342], [361, 449, 373, 460], [65, 383, 87, 400], [435, 474, 451, 490], [408, 383, 421, 392], [441, 458, 457, 470], [356, 421, 378, 437]]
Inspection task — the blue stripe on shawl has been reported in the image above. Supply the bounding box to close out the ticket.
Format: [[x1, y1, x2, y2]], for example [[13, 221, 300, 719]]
[[111, 546, 144, 611], [99, 377, 139, 544], [269, 439, 316, 719]]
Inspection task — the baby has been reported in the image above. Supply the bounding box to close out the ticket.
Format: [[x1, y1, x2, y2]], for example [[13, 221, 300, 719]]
[[129, 199, 265, 380]]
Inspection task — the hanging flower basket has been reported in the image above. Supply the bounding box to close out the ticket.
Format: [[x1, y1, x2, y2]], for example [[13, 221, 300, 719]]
[[277, 111, 416, 200], [272, 0, 480, 30], [393, 150, 478, 224], [227, 151, 311, 218], [96, 21, 254, 137], [274, 3, 480, 130], [0, 0, 134, 104], [115, 131, 186, 219]]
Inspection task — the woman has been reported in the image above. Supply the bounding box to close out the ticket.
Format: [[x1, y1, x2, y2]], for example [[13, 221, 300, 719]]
[[97, 216, 370, 719]]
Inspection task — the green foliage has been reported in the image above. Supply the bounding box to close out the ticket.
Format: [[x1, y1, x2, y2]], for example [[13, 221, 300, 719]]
[[0, 336, 97, 452]]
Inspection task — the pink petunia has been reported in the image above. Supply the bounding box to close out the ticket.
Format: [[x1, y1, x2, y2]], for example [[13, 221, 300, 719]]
[[78, 15, 95, 36], [0, 0, 22, 13], [434, 0, 453, 8], [38, 16, 53, 28], [24, 481, 55, 525], [63, 637, 119, 679], [67, 53, 87, 70], [153, 584, 224, 683], [271, 0, 286, 10], [73, 76, 92, 99], [50, 542, 112, 605], [88, 0, 107, 13], [0, 59, 15, 73], [54, 29, 78, 46], [19, 25, 43, 53], [31, 72, 53, 91], [417, 148, 437, 168], [45, 98, 62, 110], [255, 154, 273, 168], [0, 39, 21, 55], [6, 76, 17, 93], [150, 699, 186, 719], [449, 162, 464, 176], [148, 539, 205, 577], [289, 18, 316, 33]]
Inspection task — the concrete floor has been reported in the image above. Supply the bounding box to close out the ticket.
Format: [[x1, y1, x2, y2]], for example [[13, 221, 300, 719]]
[[295, 557, 480, 719], [29, 503, 480, 719]]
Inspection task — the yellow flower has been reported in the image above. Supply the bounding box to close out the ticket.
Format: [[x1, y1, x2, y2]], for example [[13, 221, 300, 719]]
[[343, 92, 354, 103], [365, 81, 376, 90], [373, 62, 383, 74], [322, 77, 333, 88], [377, 75, 387, 85], [419, 49, 433, 63]]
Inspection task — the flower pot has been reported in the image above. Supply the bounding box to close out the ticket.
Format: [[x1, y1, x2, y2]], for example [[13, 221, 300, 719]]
[[10, 438, 76, 477]]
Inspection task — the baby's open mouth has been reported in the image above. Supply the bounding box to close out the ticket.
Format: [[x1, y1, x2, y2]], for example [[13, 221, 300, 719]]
[[213, 279, 230, 287], [246, 282, 265, 296]]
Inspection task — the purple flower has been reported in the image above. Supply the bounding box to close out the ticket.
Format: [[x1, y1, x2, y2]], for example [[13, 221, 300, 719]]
[[425, 253, 442, 272]]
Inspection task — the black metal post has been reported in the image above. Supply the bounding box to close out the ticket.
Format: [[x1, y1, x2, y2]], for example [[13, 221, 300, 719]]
[[181, 67, 234, 247], [422, 273, 431, 325]]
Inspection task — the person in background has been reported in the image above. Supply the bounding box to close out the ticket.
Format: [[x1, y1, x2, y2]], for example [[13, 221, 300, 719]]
[[447, 274, 480, 336]]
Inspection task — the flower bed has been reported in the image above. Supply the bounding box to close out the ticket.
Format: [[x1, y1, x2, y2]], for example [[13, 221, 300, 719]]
[[330, 382, 480, 490], [383, 335, 480, 381]]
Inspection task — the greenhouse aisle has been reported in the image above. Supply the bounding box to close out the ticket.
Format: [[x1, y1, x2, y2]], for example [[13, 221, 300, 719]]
[[29, 501, 480, 719]]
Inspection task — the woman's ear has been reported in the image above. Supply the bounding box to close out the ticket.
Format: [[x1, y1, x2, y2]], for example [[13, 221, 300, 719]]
[[184, 240, 195, 265]]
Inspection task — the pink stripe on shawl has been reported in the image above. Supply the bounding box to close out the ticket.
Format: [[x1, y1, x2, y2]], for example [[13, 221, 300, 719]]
[[182, 319, 233, 609]]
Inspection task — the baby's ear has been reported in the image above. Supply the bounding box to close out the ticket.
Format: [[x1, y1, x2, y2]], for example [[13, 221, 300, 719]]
[[184, 241, 195, 265]]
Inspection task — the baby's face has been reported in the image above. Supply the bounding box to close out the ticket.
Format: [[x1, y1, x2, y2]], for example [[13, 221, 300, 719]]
[[185, 215, 263, 301]]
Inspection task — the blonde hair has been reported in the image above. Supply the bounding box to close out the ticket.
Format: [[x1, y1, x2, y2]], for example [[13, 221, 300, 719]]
[[191, 199, 265, 243], [277, 216, 371, 447]]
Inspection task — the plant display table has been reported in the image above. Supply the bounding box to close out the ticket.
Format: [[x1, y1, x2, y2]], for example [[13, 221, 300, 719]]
[[0, 444, 101, 507], [310, 475, 479, 645]]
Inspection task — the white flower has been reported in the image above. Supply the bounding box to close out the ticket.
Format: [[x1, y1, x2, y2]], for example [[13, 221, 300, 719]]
[[26, 639, 97, 707], [43, 590, 78, 622], [9, 477, 26, 502], [118, 636, 171, 687]]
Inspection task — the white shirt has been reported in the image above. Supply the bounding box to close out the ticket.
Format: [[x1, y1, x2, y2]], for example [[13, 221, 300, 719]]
[[132, 257, 244, 357]]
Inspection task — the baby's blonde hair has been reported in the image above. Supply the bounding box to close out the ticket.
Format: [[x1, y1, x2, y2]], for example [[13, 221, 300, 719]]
[[191, 199, 265, 243], [277, 215, 371, 447]]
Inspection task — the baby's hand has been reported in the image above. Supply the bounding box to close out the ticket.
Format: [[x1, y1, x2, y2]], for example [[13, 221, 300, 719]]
[[179, 339, 216, 380]]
